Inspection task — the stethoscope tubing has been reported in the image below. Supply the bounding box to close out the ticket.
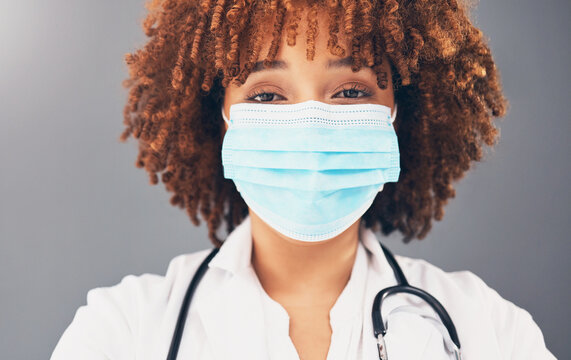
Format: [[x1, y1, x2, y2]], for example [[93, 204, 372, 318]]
[[375, 244, 461, 348], [166, 247, 219, 360], [371, 284, 461, 347]]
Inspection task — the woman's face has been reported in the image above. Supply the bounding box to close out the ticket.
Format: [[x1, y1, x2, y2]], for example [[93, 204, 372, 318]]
[[222, 7, 395, 129]]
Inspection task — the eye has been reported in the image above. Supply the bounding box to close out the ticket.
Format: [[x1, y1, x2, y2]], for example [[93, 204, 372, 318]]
[[245, 89, 286, 102], [333, 83, 373, 99]]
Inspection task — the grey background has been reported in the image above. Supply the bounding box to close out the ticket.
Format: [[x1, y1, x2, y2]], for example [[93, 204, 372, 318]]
[[0, 0, 568, 358]]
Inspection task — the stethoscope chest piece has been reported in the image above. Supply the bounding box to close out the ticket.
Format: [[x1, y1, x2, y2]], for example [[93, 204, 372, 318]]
[[376, 333, 389, 360]]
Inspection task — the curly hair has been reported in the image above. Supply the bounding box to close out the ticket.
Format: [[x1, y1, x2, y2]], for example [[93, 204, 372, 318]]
[[119, 0, 508, 247]]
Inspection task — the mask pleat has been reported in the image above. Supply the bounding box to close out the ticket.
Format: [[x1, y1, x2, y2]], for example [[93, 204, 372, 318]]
[[223, 127, 396, 152], [222, 150, 399, 170], [224, 166, 399, 191], [236, 181, 381, 224]]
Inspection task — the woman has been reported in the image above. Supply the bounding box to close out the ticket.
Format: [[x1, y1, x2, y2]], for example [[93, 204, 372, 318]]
[[51, 0, 555, 359]]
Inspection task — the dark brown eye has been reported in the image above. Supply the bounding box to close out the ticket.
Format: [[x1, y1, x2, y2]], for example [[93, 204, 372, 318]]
[[245, 90, 285, 102], [255, 93, 275, 102], [342, 89, 361, 98], [333, 83, 372, 99]]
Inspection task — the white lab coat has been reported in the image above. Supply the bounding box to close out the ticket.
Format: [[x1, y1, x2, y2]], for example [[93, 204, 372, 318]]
[[51, 215, 556, 359]]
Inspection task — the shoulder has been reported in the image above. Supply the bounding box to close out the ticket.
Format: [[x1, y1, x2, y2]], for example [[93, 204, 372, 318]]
[[392, 254, 555, 359], [393, 253, 530, 321], [51, 248, 214, 359], [84, 248, 213, 314], [161, 248, 215, 288], [394, 254, 493, 299]]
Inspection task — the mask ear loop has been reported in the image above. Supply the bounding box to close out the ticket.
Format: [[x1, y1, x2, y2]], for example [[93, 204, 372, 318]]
[[390, 102, 398, 123], [221, 106, 230, 126], [377, 102, 398, 194]]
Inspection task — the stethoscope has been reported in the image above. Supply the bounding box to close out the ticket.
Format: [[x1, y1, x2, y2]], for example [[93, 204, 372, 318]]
[[166, 243, 462, 360]]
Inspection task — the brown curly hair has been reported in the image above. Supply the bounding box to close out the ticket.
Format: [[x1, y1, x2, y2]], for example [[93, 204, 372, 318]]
[[119, 0, 508, 247]]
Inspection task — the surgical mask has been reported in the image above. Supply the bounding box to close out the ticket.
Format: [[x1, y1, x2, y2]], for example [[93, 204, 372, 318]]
[[221, 99, 399, 242]]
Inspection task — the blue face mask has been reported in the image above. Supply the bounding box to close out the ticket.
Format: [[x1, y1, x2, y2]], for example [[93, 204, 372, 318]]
[[221, 99, 399, 242]]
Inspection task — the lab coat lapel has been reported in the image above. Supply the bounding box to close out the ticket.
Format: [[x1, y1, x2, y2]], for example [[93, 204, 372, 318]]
[[359, 227, 405, 359], [360, 245, 416, 359], [194, 267, 268, 359], [193, 215, 268, 359]]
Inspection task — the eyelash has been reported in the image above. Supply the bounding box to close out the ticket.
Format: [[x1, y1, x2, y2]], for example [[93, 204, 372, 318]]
[[246, 89, 282, 102], [245, 83, 373, 102]]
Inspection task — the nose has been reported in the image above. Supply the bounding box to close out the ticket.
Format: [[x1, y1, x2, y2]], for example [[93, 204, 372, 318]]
[[283, 67, 332, 104]]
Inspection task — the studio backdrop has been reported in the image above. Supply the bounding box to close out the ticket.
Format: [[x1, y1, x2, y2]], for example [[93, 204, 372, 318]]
[[0, 0, 568, 359]]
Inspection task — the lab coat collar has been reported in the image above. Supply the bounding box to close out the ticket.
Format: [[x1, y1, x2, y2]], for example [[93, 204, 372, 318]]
[[207, 214, 253, 275], [357, 220, 398, 283]]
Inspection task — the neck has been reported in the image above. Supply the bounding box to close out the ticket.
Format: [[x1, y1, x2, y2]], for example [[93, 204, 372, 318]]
[[249, 210, 361, 307]]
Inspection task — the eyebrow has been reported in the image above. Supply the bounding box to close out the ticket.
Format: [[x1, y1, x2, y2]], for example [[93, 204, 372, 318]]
[[327, 56, 355, 69], [250, 56, 365, 74]]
